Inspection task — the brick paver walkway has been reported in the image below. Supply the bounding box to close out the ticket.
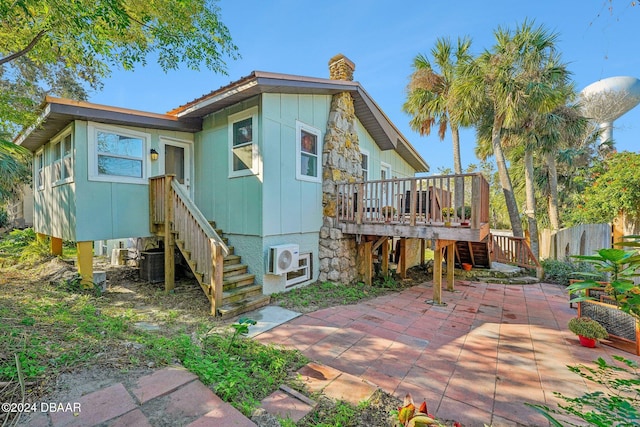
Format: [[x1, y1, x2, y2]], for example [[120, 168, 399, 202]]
[[254, 280, 640, 426]]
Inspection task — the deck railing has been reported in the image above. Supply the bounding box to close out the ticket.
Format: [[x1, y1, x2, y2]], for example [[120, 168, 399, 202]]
[[336, 173, 489, 228], [490, 234, 541, 270], [149, 175, 229, 314]]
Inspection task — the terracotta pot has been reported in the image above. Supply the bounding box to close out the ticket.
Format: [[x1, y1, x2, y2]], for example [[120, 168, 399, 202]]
[[462, 263, 472, 271], [578, 335, 597, 348]]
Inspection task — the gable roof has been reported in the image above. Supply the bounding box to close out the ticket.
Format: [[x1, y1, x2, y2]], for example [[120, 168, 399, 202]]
[[16, 72, 428, 173], [169, 71, 428, 172], [15, 97, 202, 152]]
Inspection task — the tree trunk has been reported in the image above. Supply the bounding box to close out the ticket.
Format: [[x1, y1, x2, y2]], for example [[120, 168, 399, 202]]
[[545, 150, 560, 230], [451, 125, 462, 175], [451, 125, 465, 212], [524, 149, 539, 259], [492, 115, 524, 237]]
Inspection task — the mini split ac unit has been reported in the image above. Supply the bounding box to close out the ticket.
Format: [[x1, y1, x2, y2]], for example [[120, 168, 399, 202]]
[[268, 244, 299, 275]]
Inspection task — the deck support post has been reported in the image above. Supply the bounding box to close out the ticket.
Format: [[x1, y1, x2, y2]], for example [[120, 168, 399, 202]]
[[381, 238, 389, 277], [446, 241, 455, 291], [164, 175, 175, 292], [76, 241, 93, 288], [36, 233, 47, 244], [397, 238, 407, 279], [357, 240, 373, 285], [51, 237, 63, 256], [432, 239, 456, 304]]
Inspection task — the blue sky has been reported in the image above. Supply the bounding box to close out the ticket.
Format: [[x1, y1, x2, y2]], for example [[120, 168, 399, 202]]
[[90, 0, 640, 173]]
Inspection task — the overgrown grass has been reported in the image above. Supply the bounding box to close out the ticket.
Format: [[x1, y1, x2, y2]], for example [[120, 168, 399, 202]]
[[271, 277, 402, 311], [541, 258, 606, 286]]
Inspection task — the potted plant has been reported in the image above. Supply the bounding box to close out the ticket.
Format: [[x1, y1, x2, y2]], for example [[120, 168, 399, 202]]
[[568, 316, 608, 347], [381, 205, 396, 222]]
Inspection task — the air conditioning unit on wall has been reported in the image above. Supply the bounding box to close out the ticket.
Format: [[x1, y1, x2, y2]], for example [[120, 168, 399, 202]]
[[268, 244, 299, 275]]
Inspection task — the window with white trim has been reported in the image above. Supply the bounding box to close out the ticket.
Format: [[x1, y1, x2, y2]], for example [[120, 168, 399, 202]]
[[360, 150, 369, 181], [88, 123, 148, 184], [286, 253, 312, 288], [296, 121, 321, 182], [228, 107, 259, 177], [35, 150, 44, 190], [51, 132, 73, 185]]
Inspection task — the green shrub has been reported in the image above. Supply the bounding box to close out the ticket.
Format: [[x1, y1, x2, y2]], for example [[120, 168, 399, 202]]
[[541, 258, 605, 286], [0, 207, 8, 228]]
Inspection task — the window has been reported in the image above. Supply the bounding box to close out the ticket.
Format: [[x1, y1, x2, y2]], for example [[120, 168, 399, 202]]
[[286, 253, 312, 288], [88, 123, 148, 184], [51, 132, 73, 185], [296, 121, 321, 182], [360, 150, 369, 181], [35, 150, 44, 190], [228, 107, 259, 177]]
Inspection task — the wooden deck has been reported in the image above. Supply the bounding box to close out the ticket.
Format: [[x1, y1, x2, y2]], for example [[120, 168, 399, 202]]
[[336, 173, 491, 304], [336, 173, 491, 243]]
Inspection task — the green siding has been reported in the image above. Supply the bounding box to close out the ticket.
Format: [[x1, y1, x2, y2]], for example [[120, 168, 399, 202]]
[[193, 97, 262, 236], [35, 120, 194, 242], [261, 93, 330, 237], [356, 120, 415, 179]]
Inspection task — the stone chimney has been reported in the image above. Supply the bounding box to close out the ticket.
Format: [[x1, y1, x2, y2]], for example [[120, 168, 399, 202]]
[[319, 54, 362, 284], [329, 54, 355, 81]]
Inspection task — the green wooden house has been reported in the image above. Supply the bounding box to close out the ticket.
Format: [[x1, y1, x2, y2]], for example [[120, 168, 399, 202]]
[[17, 55, 491, 317]]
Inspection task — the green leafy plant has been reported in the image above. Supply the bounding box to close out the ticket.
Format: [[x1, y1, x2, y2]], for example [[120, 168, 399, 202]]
[[228, 317, 257, 351], [568, 317, 609, 340], [381, 205, 396, 219], [527, 355, 640, 426], [568, 247, 640, 321], [541, 259, 605, 286]]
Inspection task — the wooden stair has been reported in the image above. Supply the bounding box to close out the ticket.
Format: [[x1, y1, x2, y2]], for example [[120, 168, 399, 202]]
[[451, 239, 491, 268], [150, 176, 270, 317]]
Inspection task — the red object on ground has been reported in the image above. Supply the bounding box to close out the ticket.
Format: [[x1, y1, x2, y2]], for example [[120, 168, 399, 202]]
[[579, 335, 597, 348]]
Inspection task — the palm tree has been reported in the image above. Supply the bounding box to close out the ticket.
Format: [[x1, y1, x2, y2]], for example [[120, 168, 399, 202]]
[[0, 138, 30, 202], [404, 36, 473, 176], [454, 20, 566, 238]]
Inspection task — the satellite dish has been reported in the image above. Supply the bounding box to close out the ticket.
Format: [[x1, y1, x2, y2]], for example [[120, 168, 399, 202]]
[[580, 76, 640, 145]]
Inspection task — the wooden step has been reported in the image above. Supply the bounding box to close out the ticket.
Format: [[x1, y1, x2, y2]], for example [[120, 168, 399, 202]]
[[223, 255, 242, 266], [223, 273, 255, 290], [223, 263, 248, 277], [218, 294, 271, 319], [222, 283, 263, 305]]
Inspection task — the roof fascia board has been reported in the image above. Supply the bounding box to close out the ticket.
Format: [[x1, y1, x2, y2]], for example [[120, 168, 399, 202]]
[[14, 103, 51, 146]]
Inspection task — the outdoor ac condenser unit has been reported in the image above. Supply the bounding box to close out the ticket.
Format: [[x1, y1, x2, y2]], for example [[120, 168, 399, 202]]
[[268, 244, 299, 275]]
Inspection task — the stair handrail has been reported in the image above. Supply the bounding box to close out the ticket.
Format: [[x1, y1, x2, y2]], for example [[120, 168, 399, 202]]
[[490, 233, 541, 270], [170, 180, 229, 258]]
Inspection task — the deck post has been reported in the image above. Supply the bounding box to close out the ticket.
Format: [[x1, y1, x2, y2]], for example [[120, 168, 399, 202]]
[[381, 238, 389, 277], [51, 237, 63, 256], [164, 175, 175, 292], [76, 241, 93, 288], [357, 240, 373, 285], [398, 238, 407, 279], [433, 242, 443, 304], [446, 241, 455, 291], [409, 180, 417, 226]]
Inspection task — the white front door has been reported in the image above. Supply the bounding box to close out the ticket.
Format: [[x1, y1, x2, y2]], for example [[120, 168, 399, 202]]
[[162, 138, 192, 196]]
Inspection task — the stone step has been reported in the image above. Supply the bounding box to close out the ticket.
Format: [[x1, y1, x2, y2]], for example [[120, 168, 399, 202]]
[[478, 276, 540, 285]]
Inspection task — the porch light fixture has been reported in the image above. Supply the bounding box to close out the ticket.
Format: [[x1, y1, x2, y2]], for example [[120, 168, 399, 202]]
[[150, 148, 159, 161]]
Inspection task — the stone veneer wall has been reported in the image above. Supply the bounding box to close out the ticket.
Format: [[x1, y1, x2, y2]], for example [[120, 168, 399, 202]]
[[319, 55, 362, 284]]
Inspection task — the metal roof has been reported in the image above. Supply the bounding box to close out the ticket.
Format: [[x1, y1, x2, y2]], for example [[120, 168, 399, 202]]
[[169, 71, 428, 172], [17, 73, 428, 172], [16, 97, 202, 152]]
